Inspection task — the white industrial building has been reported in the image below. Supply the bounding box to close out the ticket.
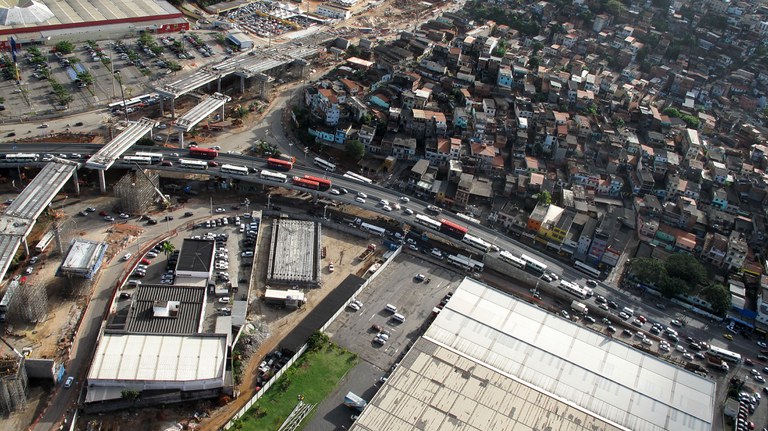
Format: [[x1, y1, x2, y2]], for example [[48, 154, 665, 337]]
[[351, 278, 716, 431], [315, 4, 351, 20], [227, 30, 254, 50]]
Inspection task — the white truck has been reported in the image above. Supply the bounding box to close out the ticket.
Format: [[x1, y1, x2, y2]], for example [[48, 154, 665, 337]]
[[571, 300, 588, 315]]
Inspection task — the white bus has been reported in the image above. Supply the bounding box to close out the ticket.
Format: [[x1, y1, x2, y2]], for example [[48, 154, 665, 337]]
[[360, 222, 385, 237], [343, 171, 373, 184], [455, 212, 481, 225], [35, 231, 55, 253], [520, 254, 547, 274], [133, 152, 164, 163], [260, 169, 287, 183], [559, 280, 588, 299], [415, 214, 441, 230], [708, 345, 742, 363], [499, 251, 526, 269], [448, 254, 484, 272], [122, 155, 153, 165], [462, 234, 491, 253], [179, 159, 209, 170], [4, 153, 39, 163], [220, 164, 249, 176], [573, 261, 601, 279], [313, 157, 336, 172]]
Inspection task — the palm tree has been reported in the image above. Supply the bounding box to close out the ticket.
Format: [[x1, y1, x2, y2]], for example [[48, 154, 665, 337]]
[[161, 241, 175, 256]]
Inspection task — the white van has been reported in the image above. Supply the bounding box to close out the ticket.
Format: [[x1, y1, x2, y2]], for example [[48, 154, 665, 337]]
[[127, 279, 142, 287], [385, 304, 398, 313], [392, 313, 405, 323], [621, 307, 634, 316]]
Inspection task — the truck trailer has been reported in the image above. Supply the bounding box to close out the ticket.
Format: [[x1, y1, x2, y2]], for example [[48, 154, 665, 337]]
[[571, 300, 588, 315]]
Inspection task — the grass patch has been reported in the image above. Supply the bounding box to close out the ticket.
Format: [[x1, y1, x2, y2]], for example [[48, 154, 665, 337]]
[[231, 341, 358, 431]]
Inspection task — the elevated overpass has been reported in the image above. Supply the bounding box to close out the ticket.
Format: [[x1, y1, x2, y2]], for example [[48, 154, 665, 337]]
[[85, 118, 157, 193], [0, 161, 80, 280], [172, 93, 231, 148]]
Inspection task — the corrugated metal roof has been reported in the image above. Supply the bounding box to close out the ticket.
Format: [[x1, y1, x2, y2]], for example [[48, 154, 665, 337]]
[[125, 285, 205, 334], [0, 0, 180, 30], [352, 278, 715, 431], [88, 333, 226, 382]]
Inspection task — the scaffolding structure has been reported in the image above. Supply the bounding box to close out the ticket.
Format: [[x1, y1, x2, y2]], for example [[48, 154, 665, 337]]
[[0, 341, 27, 415], [7, 281, 47, 323], [114, 169, 160, 215]]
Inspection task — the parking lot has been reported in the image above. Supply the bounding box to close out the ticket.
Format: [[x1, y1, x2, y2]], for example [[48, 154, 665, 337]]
[[224, 2, 320, 38], [326, 253, 463, 371], [0, 31, 234, 120]]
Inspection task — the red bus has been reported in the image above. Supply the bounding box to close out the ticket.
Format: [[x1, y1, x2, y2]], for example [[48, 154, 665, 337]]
[[267, 158, 293, 171], [292, 177, 319, 190], [303, 175, 331, 191], [189, 147, 218, 159], [439, 219, 468, 240]]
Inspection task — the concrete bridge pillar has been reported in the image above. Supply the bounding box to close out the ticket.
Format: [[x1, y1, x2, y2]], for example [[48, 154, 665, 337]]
[[72, 169, 80, 196], [98, 169, 106, 194]]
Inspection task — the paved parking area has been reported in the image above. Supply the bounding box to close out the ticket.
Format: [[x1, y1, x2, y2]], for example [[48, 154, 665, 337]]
[[0, 31, 233, 120], [325, 253, 463, 371]]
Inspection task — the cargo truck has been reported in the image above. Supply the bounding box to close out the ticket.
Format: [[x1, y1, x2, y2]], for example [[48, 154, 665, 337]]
[[357, 244, 376, 261], [706, 356, 729, 371], [571, 300, 588, 315]]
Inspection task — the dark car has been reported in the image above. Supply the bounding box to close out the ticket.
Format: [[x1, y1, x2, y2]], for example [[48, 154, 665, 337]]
[[207, 160, 218, 167], [164, 215, 174, 221], [607, 301, 618, 309], [147, 218, 158, 225], [184, 211, 193, 217]]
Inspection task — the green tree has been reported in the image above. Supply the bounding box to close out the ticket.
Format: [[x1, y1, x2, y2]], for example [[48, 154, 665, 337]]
[[700, 283, 731, 316], [664, 253, 706, 288], [307, 331, 329, 350], [629, 257, 667, 286], [136, 137, 155, 146], [536, 191, 552, 205], [345, 139, 365, 160], [77, 72, 94, 87], [659, 276, 690, 298], [680, 114, 700, 129], [166, 61, 182, 73], [55, 41, 75, 55], [527, 56, 540, 70], [662, 107, 681, 118], [161, 241, 175, 256], [121, 389, 140, 401]]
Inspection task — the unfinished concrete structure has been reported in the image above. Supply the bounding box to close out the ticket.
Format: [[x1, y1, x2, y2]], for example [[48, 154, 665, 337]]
[[266, 220, 321, 287], [0, 338, 27, 415], [114, 169, 161, 214], [8, 282, 48, 323]]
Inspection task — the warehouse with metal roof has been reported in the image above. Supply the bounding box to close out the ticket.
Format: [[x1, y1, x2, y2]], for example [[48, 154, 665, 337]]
[[351, 278, 716, 431]]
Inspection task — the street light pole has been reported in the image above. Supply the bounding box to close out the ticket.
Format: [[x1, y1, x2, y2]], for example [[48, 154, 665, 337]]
[[115, 71, 128, 122]]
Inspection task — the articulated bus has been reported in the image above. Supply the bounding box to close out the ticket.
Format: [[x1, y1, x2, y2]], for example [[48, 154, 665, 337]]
[[122, 156, 153, 165], [559, 280, 588, 299], [415, 214, 441, 230], [708, 345, 742, 363], [220, 164, 249, 176], [448, 254, 484, 272], [188, 147, 219, 160], [462, 234, 491, 253], [520, 254, 547, 274], [3, 153, 39, 163], [179, 159, 209, 170], [439, 219, 468, 240], [573, 261, 602, 279], [292, 176, 319, 190], [499, 250, 526, 269], [303, 175, 332, 191], [133, 152, 164, 163], [267, 158, 293, 171], [343, 171, 373, 184], [260, 170, 287, 183], [313, 157, 336, 172]]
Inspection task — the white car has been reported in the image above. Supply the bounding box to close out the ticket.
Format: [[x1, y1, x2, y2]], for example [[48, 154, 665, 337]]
[[355, 197, 366, 204], [403, 208, 414, 215], [379, 199, 389, 206], [122, 253, 132, 261], [329, 188, 340, 195], [215, 208, 226, 213], [675, 345, 686, 353], [64, 376, 74, 388], [24, 266, 34, 275], [119, 213, 130, 219], [218, 297, 229, 304], [382, 205, 392, 212], [399, 196, 410, 203], [357, 192, 367, 199], [348, 302, 360, 311]]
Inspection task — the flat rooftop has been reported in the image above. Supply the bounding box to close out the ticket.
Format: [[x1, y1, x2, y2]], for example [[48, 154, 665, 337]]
[[267, 219, 320, 286], [352, 278, 715, 431], [177, 239, 215, 273], [124, 285, 206, 334]]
